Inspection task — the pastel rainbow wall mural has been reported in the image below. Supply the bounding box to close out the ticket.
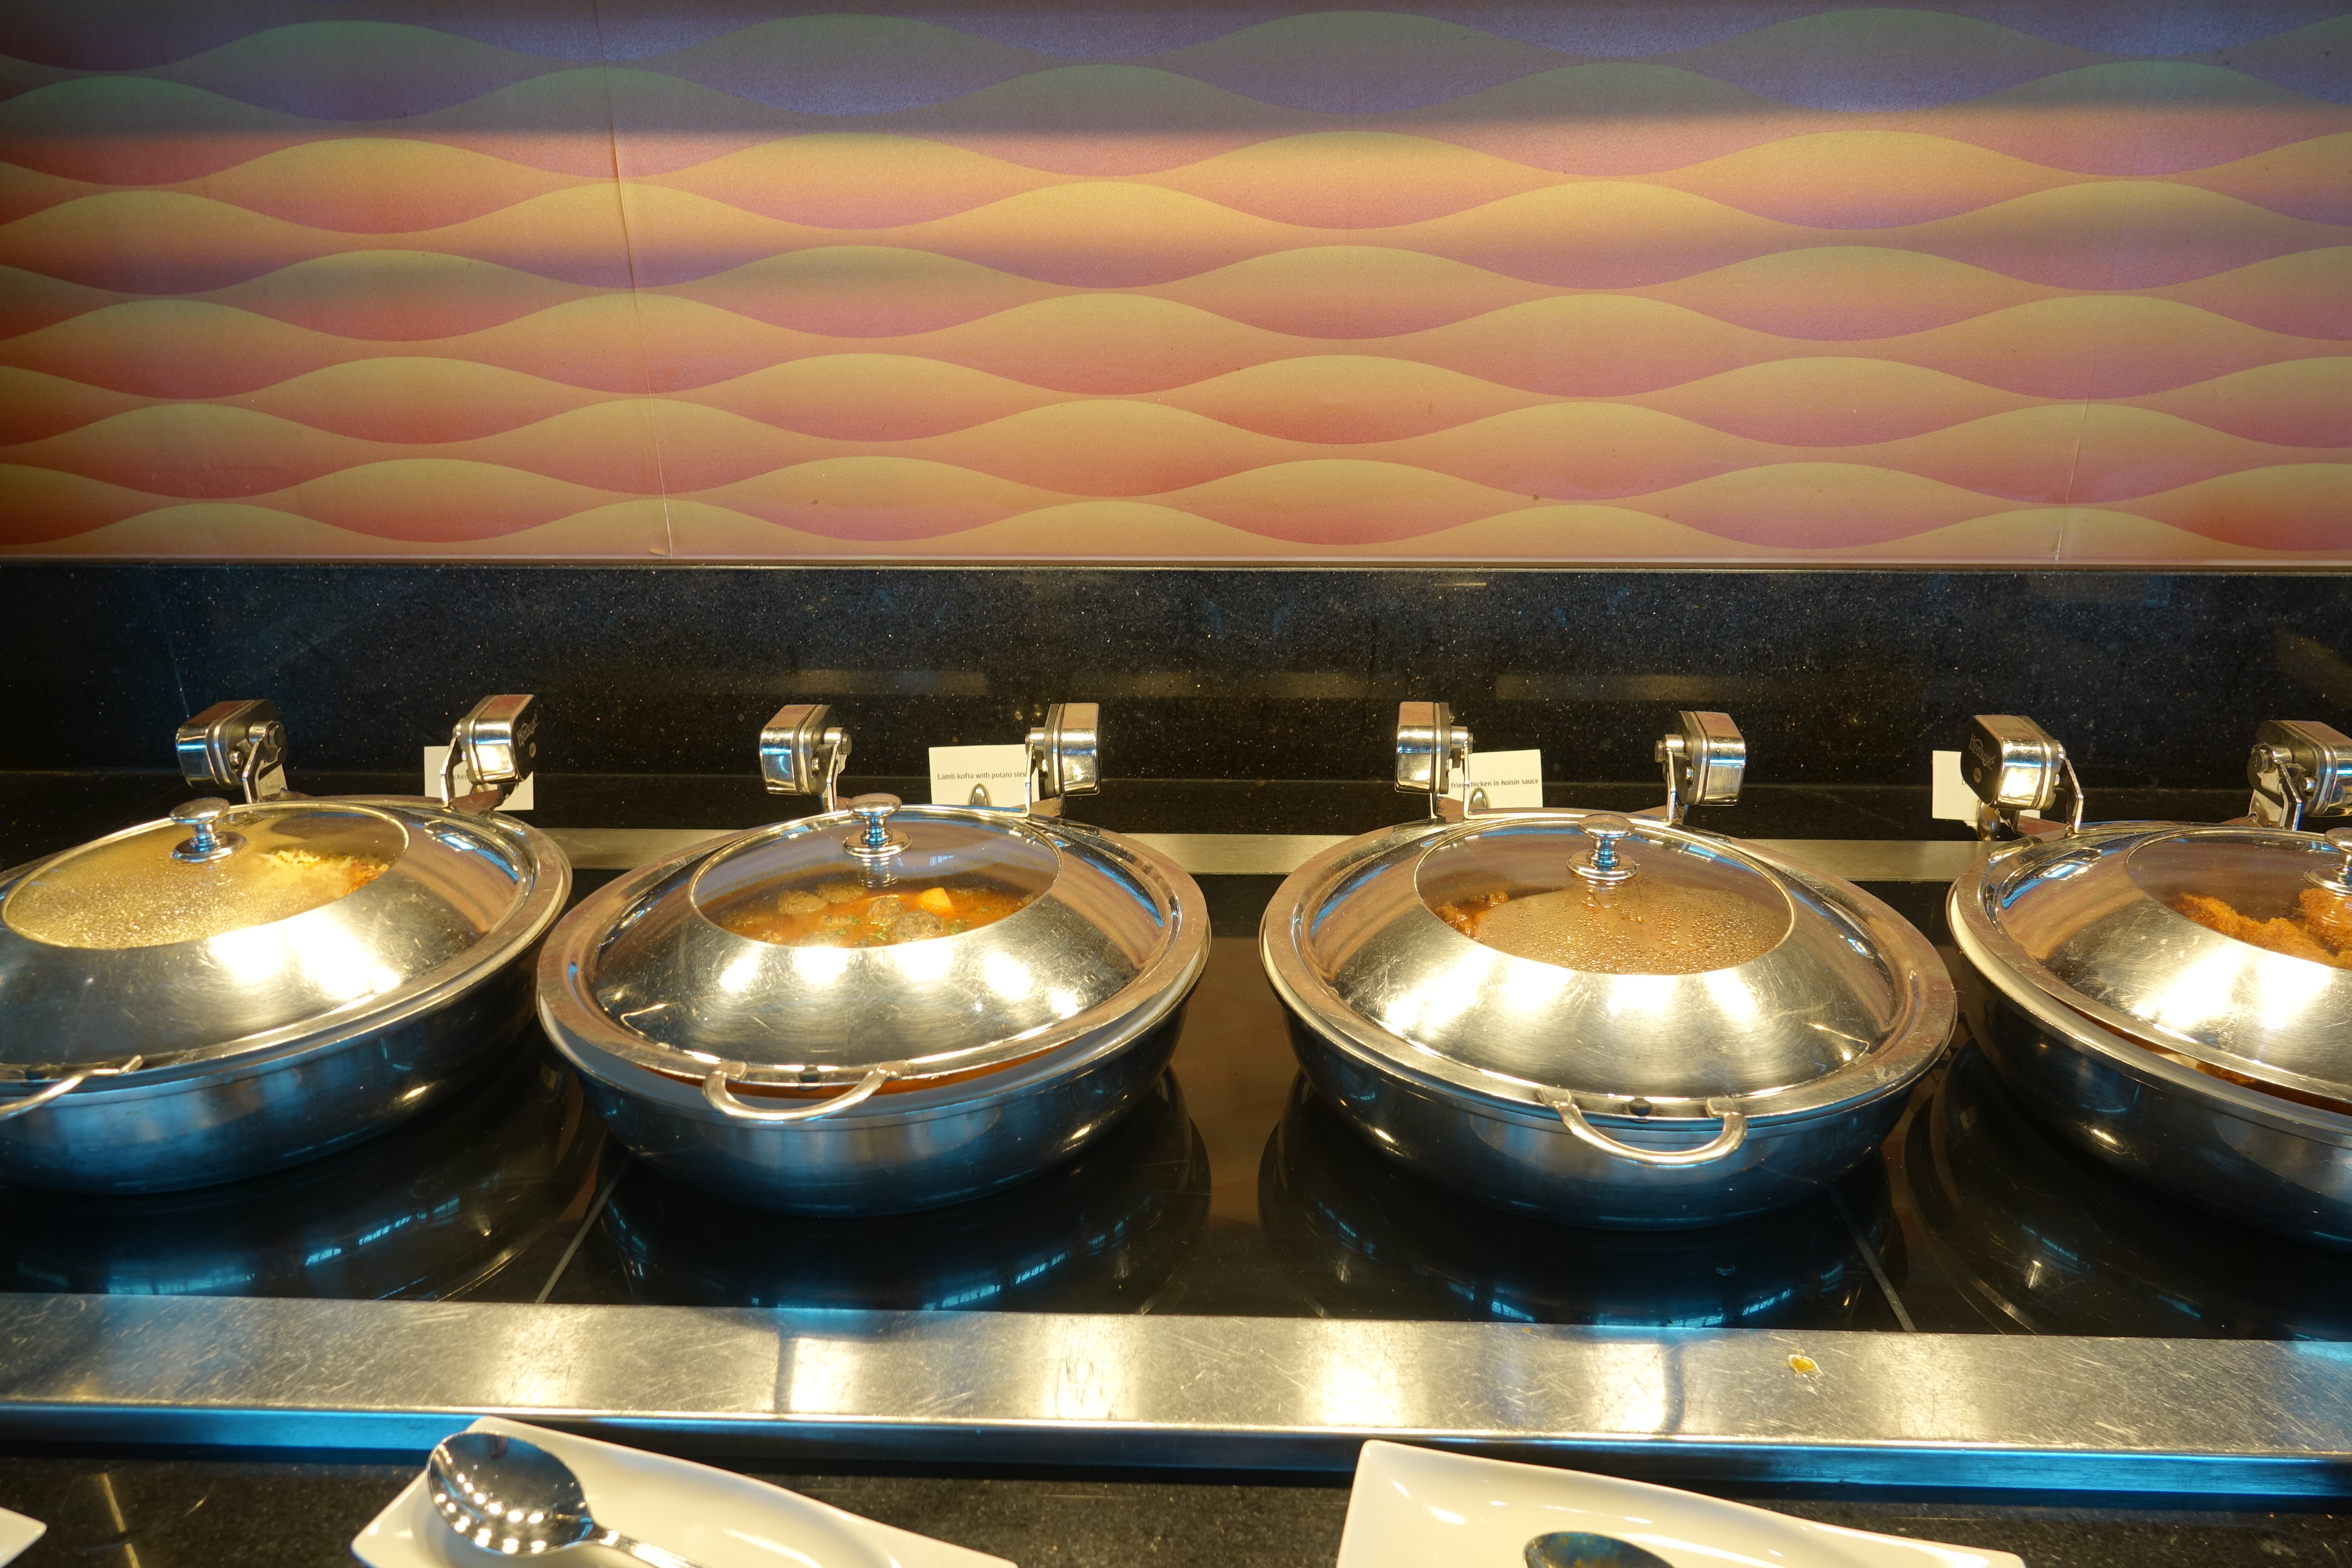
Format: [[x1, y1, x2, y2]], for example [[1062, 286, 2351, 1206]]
[[1, 2, 2347, 563]]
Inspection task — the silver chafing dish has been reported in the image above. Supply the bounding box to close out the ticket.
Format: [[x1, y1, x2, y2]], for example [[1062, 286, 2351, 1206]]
[[0, 1044, 601, 1298], [1259, 1076, 1899, 1327], [537, 702, 1208, 1215], [1950, 714, 2352, 1249], [596, 1073, 1207, 1311], [1907, 1045, 2352, 1337], [1261, 704, 1955, 1227], [0, 695, 568, 1192]]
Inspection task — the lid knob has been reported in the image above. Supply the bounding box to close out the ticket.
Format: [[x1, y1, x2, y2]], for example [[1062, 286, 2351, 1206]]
[[2313, 826, 2352, 897], [169, 797, 246, 864], [1573, 814, 1639, 886], [842, 792, 908, 862]]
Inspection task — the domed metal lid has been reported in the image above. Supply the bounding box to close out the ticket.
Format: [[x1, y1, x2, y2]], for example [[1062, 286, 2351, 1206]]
[[588, 795, 1186, 1068], [538, 703, 1207, 1120], [1267, 811, 1947, 1116], [1951, 713, 2352, 1105], [1263, 704, 1953, 1137], [0, 795, 564, 1083], [1959, 823, 2352, 1103]]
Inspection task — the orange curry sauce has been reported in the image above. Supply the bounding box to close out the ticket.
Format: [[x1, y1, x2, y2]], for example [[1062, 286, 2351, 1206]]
[[715, 878, 1034, 948]]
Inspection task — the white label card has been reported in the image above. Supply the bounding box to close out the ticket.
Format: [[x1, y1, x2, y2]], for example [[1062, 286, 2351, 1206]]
[[1930, 750, 1975, 823], [1449, 749, 1545, 809], [423, 745, 535, 811], [930, 743, 1030, 809]]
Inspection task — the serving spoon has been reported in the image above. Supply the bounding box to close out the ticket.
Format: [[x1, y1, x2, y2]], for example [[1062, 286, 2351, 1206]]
[[427, 1431, 707, 1568], [1525, 1531, 1678, 1568]]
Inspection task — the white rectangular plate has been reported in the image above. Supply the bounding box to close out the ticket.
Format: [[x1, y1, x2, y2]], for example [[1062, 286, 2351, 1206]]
[[0, 1506, 42, 1567], [355, 1417, 1009, 1568], [1339, 1442, 2025, 1568]]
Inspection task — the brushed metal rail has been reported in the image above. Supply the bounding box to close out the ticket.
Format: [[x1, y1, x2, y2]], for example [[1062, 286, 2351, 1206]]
[[1751, 838, 1978, 884], [546, 829, 1976, 882], [0, 1297, 2345, 1492]]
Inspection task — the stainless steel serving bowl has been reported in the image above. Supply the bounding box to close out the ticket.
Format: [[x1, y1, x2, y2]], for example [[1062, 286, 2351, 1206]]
[[595, 1071, 1209, 1310], [0, 793, 569, 1192], [1265, 812, 1953, 1227], [0, 1043, 604, 1298], [1952, 822, 2352, 1250], [1257, 1075, 1900, 1326], [538, 789, 1207, 1215], [1901, 1042, 2352, 1333]]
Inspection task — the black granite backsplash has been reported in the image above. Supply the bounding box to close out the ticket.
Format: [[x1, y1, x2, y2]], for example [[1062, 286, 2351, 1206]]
[[7, 564, 2347, 789]]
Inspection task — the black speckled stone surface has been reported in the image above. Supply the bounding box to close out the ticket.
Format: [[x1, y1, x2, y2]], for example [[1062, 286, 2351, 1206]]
[[2, 564, 2347, 787], [0, 1451, 2348, 1568]]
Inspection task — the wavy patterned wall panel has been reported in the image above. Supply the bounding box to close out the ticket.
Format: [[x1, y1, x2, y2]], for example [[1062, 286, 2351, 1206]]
[[0, 2, 2347, 562]]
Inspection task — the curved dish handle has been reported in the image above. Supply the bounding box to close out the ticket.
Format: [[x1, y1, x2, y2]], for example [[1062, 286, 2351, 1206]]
[[0, 1054, 146, 1124], [701, 1061, 904, 1123], [1538, 1089, 1747, 1168]]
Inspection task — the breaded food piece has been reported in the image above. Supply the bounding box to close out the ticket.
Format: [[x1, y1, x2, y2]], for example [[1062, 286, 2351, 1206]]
[[264, 848, 386, 898], [2255, 916, 2341, 967], [2299, 886, 2352, 953], [2171, 892, 2257, 941], [2174, 892, 2340, 965], [1432, 902, 1483, 937], [1431, 889, 1506, 938]]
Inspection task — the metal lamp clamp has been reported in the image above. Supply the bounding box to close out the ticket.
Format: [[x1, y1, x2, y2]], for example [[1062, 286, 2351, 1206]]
[[174, 698, 289, 805], [1962, 714, 2084, 840], [439, 693, 538, 812]]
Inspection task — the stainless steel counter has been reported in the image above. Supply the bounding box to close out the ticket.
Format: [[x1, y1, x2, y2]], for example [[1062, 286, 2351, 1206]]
[[2, 1295, 2348, 1494]]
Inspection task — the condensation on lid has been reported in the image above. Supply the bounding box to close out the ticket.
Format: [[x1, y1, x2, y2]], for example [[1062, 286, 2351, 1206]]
[[4, 806, 405, 950], [1418, 820, 1792, 977]]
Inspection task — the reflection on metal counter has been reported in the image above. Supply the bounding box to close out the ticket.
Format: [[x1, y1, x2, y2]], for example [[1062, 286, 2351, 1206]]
[[0, 1045, 606, 1300], [1900, 1044, 2352, 1339], [578, 1072, 1209, 1313], [1257, 1078, 1899, 1330]]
